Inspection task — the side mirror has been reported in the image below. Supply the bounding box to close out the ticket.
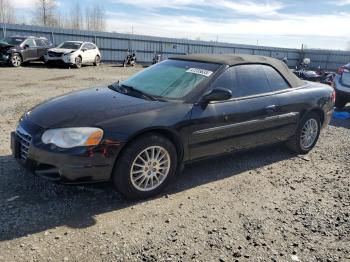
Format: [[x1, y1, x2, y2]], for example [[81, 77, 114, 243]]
[[201, 88, 232, 103], [24, 44, 29, 49], [82, 48, 87, 52]]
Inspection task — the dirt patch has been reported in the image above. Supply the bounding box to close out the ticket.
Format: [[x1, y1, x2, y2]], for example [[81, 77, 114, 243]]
[[44, 75, 75, 81]]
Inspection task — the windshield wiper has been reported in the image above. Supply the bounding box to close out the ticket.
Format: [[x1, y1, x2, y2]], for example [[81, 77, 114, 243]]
[[110, 82, 162, 101]]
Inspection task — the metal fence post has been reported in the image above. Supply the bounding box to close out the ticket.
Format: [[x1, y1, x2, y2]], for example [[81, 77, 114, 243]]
[[51, 31, 55, 45], [2, 23, 6, 38]]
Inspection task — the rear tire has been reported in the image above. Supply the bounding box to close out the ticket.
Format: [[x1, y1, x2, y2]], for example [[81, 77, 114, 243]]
[[112, 134, 178, 200], [286, 112, 321, 154], [9, 53, 22, 67], [93, 55, 100, 66]]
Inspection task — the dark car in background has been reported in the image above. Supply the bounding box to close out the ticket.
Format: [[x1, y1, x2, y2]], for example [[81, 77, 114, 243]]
[[333, 63, 350, 109], [11, 54, 335, 199], [0, 36, 53, 67]]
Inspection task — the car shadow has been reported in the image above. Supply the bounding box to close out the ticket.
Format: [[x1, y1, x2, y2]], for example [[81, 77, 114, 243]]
[[0, 144, 294, 241]]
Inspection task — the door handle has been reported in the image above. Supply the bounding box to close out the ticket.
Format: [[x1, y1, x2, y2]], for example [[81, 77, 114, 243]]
[[265, 105, 277, 114]]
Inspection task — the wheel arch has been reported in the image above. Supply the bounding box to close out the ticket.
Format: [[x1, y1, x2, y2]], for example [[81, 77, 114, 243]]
[[301, 107, 325, 125], [125, 128, 184, 162], [110, 128, 185, 178], [11, 52, 23, 60]]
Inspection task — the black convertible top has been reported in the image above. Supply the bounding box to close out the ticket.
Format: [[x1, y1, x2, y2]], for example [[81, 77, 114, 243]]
[[170, 54, 304, 88]]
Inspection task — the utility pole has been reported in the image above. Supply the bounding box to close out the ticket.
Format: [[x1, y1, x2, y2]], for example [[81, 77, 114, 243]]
[[42, 0, 47, 26]]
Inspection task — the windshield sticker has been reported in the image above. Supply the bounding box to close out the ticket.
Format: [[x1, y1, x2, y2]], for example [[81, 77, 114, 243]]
[[186, 68, 213, 77]]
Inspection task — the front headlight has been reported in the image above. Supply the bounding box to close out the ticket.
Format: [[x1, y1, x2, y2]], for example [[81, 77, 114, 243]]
[[42, 127, 104, 149], [64, 51, 75, 56]]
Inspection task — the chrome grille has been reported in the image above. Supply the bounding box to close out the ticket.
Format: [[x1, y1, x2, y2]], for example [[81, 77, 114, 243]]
[[16, 126, 32, 161], [48, 51, 62, 57]]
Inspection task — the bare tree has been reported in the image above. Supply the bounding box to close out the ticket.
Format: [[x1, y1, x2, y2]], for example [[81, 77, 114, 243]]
[[0, 0, 16, 24], [85, 4, 106, 32], [33, 0, 58, 27], [69, 2, 84, 30]]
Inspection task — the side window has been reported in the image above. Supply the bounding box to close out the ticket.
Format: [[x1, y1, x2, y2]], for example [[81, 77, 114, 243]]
[[23, 39, 36, 47], [44, 40, 52, 46], [233, 65, 271, 97], [88, 43, 96, 50], [211, 67, 235, 91], [263, 65, 290, 91], [35, 39, 45, 47], [82, 43, 89, 50]]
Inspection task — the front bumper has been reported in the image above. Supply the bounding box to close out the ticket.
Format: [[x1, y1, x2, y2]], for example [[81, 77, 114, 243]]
[[0, 53, 10, 63], [11, 120, 123, 184], [44, 54, 75, 65]]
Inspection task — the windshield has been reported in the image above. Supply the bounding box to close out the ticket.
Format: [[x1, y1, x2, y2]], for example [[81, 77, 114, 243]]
[[121, 60, 220, 99], [0, 37, 25, 46], [57, 42, 82, 50]]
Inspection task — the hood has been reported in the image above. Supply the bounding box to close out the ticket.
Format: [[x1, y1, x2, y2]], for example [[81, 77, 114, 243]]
[[0, 42, 15, 51], [49, 48, 77, 54], [25, 86, 168, 129]]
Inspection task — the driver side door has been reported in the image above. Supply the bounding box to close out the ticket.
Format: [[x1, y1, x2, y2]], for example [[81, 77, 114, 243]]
[[21, 39, 38, 61], [189, 64, 281, 160]]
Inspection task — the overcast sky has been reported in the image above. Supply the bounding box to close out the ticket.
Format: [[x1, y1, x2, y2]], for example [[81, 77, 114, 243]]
[[13, 0, 350, 50]]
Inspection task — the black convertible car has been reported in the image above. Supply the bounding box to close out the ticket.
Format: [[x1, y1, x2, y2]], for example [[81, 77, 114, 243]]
[[11, 54, 335, 199]]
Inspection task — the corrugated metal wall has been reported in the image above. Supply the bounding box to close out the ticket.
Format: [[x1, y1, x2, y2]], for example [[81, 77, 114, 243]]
[[1, 23, 350, 70]]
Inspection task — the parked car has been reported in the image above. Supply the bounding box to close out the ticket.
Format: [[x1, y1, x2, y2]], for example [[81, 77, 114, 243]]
[[0, 35, 52, 67], [44, 41, 101, 68], [11, 54, 335, 199], [333, 63, 350, 109]]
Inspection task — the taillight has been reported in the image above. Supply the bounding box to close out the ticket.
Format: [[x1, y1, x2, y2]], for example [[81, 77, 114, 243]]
[[331, 89, 336, 103]]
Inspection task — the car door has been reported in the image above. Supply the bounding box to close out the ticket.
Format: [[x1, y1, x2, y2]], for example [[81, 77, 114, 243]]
[[87, 43, 98, 61], [80, 43, 89, 63], [81, 43, 94, 63], [262, 65, 304, 140], [21, 39, 37, 61], [189, 64, 281, 160], [34, 39, 48, 59]]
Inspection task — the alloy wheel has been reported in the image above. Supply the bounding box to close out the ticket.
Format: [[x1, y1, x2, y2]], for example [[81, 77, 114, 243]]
[[300, 118, 319, 150], [130, 146, 171, 192], [11, 55, 21, 67]]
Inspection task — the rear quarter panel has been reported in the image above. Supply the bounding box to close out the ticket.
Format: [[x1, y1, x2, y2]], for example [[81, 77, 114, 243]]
[[276, 82, 334, 131]]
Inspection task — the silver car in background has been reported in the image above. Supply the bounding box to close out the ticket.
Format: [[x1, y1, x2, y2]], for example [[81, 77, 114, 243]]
[[44, 41, 101, 68]]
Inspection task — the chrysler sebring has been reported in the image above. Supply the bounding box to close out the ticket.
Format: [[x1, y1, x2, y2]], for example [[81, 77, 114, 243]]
[[11, 54, 335, 199]]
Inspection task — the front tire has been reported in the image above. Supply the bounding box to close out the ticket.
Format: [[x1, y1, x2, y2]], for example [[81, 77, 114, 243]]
[[286, 112, 321, 154], [113, 134, 178, 200], [74, 56, 82, 69], [9, 53, 22, 67]]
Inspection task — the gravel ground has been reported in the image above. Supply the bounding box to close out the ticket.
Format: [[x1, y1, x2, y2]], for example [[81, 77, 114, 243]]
[[0, 63, 349, 262]]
